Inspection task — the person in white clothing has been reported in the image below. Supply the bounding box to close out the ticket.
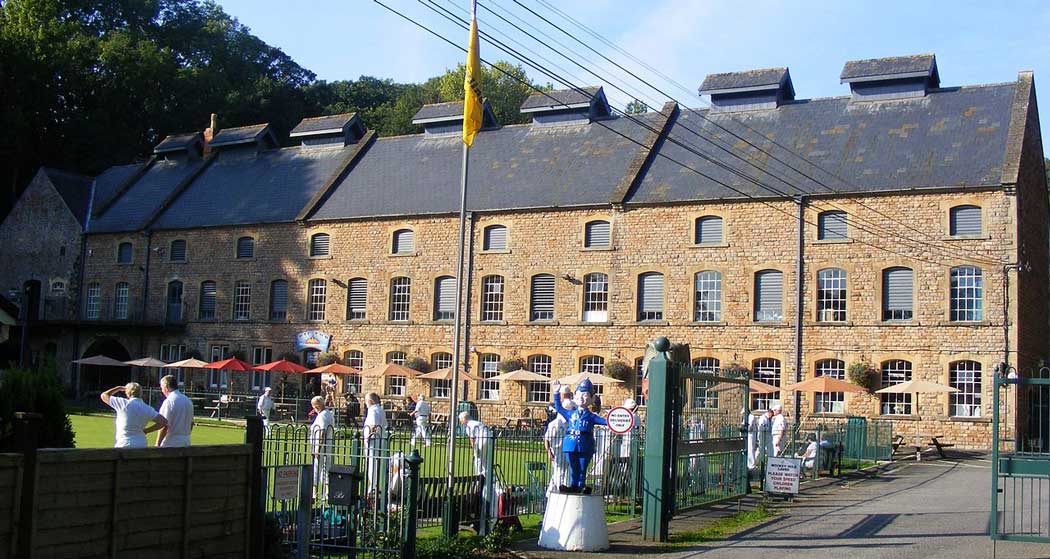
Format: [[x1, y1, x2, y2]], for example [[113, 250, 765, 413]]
[[310, 396, 335, 498], [458, 412, 491, 478], [410, 393, 431, 447], [363, 392, 388, 494], [101, 382, 167, 449], [543, 398, 572, 495], [796, 434, 819, 476], [745, 411, 759, 470], [155, 375, 193, 447], [756, 409, 773, 464], [771, 404, 787, 457], [257, 387, 275, 430]]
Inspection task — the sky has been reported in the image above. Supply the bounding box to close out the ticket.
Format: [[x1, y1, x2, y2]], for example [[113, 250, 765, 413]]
[[215, 0, 1050, 139]]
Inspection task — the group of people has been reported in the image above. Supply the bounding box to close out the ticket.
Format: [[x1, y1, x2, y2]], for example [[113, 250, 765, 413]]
[[101, 375, 194, 448], [745, 404, 789, 469]]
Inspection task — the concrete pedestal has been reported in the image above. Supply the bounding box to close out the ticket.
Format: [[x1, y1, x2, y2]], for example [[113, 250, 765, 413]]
[[537, 492, 609, 551]]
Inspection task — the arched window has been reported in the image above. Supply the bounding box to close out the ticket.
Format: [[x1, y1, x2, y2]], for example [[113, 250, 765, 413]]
[[117, 242, 133, 263], [584, 220, 611, 249], [880, 360, 912, 415], [236, 236, 255, 259], [166, 280, 183, 322], [483, 225, 508, 251], [386, 351, 407, 365], [269, 280, 288, 321], [343, 350, 364, 394], [637, 272, 664, 321], [694, 216, 724, 245], [950, 266, 983, 321], [85, 283, 101, 319], [818, 210, 848, 240], [480, 275, 504, 322], [392, 229, 415, 254], [170, 240, 187, 261], [580, 355, 605, 395], [431, 352, 454, 398], [433, 276, 456, 321], [582, 272, 609, 322], [754, 270, 783, 322], [480, 353, 501, 400], [814, 359, 846, 413], [113, 282, 129, 319], [949, 361, 982, 417], [307, 279, 326, 321], [389, 277, 411, 321], [752, 358, 781, 410], [693, 357, 720, 409], [530, 274, 555, 321], [817, 268, 847, 322], [949, 205, 982, 237], [694, 271, 722, 322], [347, 278, 367, 320], [198, 281, 217, 320], [883, 267, 914, 321], [309, 233, 330, 257], [527, 355, 552, 403]]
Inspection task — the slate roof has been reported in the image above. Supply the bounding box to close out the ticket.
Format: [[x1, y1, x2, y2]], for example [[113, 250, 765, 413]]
[[154, 132, 202, 154], [699, 68, 790, 94], [520, 86, 601, 111], [42, 168, 93, 227], [840, 54, 937, 82], [631, 83, 1016, 204], [209, 124, 272, 148], [89, 160, 205, 232], [310, 113, 659, 220], [291, 113, 357, 136], [149, 144, 359, 230], [412, 102, 465, 123]]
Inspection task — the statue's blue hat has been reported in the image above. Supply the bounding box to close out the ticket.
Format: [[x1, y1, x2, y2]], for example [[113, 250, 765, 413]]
[[577, 378, 594, 393]]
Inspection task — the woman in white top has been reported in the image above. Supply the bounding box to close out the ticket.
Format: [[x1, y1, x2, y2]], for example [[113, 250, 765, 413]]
[[363, 392, 388, 494], [100, 382, 167, 448], [310, 396, 335, 497]]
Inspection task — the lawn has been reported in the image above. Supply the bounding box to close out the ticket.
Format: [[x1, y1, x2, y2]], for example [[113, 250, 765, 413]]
[[70, 413, 246, 448]]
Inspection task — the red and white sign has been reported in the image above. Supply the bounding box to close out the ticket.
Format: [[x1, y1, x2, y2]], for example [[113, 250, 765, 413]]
[[606, 406, 636, 435], [273, 466, 299, 500]]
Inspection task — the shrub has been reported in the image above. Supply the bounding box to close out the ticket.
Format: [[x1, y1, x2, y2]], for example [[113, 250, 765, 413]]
[[604, 359, 633, 382], [847, 361, 879, 393], [405, 357, 431, 373], [417, 536, 487, 559], [0, 364, 76, 451], [317, 351, 341, 367], [498, 357, 525, 373]]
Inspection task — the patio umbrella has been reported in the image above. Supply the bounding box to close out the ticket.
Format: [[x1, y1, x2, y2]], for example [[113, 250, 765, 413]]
[[204, 358, 256, 371], [556, 372, 624, 385], [305, 363, 360, 375], [489, 369, 550, 383], [876, 380, 959, 445], [418, 367, 480, 381], [125, 357, 168, 367], [359, 363, 421, 378], [73, 355, 131, 367], [162, 358, 209, 368], [783, 376, 865, 394], [708, 379, 779, 394], [255, 359, 309, 373]]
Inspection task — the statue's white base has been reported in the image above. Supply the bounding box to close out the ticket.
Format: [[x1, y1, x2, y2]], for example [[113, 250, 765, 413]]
[[537, 492, 609, 551]]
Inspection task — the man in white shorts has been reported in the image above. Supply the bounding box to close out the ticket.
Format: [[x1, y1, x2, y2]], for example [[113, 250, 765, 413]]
[[101, 382, 167, 448], [410, 393, 431, 447]]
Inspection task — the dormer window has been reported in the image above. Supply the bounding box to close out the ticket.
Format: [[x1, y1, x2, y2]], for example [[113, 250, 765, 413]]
[[840, 54, 939, 101], [699, 68, 794, 111], [290, 113, 366, 147], [411, 101, 498, 135], [520, 86, 612, 125]]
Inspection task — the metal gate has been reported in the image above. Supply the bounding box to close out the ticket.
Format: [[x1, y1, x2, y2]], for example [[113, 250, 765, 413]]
[[642, 338, 750, 541], [991, 371, 1050, 542]]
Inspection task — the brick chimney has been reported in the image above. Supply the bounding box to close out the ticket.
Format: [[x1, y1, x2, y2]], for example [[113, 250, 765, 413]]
[[203, 113, 219, 155]]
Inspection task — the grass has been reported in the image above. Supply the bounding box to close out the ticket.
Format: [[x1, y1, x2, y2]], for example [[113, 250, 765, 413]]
[[668, 500, 776, 545], [70, 413, 246, 448]]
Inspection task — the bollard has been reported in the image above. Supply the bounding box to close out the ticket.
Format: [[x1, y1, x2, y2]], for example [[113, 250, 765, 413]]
[[401, 449, 424, 559], [245, 415, 265, 559]]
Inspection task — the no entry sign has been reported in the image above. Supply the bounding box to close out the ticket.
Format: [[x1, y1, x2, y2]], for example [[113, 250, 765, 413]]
[[606, 406, 636, 435]]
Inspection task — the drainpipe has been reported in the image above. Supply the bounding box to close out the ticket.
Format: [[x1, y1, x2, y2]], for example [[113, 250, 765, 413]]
[[794, 196, 806, 422], [462, 211, 476, 399], [140, 230, 152, 363]]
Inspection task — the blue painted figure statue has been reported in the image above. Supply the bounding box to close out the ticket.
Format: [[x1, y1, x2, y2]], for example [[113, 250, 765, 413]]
[[553, 379, 607, 493]]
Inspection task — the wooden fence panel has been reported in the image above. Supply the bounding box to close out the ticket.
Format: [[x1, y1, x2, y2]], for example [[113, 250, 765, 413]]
[[0, 454, 23, 559]]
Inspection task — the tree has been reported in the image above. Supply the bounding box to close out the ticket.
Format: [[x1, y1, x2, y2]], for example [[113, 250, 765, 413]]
[[625, 99, 648, 114], [434, 61, 546, 127], [0, 364, 76, 450]]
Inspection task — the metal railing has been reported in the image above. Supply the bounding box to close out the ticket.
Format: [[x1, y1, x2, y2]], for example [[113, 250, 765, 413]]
[[992, 375, 1050, 542]]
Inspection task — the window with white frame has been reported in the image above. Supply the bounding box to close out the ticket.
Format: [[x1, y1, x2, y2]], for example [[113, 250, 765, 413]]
[[307, 279, 326, 321], [880, 360, 912, 415], [251, 347, 273, 390], [170, 240, 187, 261], [582, 272, 609, 322], [530, 274, 555, 321], [432, 352, 453, 370], [85, 283, 101, 319], [431, 352, 453, 398], [580, 355, 605, 395], [584, 220, 611, 249], [392, 229, 414, 254], [117, 242, 133, 263], [818, 210, 848, 240], [113, 282, 129, 319], [434, 276, 456, 321], [480, 353, 500, 400], [209, 345, 230, 388], [634, 357, 646, 407], [481, 275, 505, 322], [883, 267, 914, 321], [309, 233, 330, 257], [754, 270, 783, 322], [347, 278, 367, 320], [51, 280, 65, 295], [637, 272, 664, 321], [693, 357, 720, 409], [199, 281, 217, 319], [527, 354, 552, 403], [386, 351, 406, 365], [483, 225, 508, 251], [950, 266, 983, 322], [386, 375, 407, 397], [752, 358, 781, 410], [236, 237, 254, 259], [389, 277, 411, 321], [694, 271, 722, 322], [694, 216, 723, 245], [817, 268, 847, 322], [344, 350, 364, 393], [233, 281, 251, 321], [159, 344, 185, 385], [950, 361, 982, 417], [269, 280, 288, 321], [814, 359, 846, 413], [949, 205, 982, 237]]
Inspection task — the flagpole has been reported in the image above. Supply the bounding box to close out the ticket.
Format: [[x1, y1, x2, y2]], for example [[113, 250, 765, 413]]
[[445, 141, 470, 535]]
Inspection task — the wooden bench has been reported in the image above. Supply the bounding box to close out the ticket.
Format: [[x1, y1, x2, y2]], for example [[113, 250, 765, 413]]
[[930, 436, 955, 458], [418, 474, 483, 525]]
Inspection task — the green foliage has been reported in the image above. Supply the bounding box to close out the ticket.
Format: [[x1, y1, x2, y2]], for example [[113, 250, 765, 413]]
[[604, 359, 633, 382], [0, 364, 76, 450], [625, 99, 648, 114], [435, 61, 545, 128], [498, 357, 525, 373], [417, 536, 488, 559], [847, 361, 879, 393], [405, 357, 432, 373], [317, 351, 341, 367]]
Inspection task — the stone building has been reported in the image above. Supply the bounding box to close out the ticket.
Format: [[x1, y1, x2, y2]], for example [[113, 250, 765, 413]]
[[4, 54, 1047, 448]]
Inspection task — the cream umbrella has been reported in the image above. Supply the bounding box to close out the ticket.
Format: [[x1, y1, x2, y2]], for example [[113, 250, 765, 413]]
[[708, 379, 779, 394], [557, 372, 624, 385], [162, 358, 209, 369], [73, 355, 131, 367], [418, 367, 480, 381], [876, 379, 959, 447], [360, 363, 421, 378], [489, 369, 551, 383], [125, 357, 168, 367]]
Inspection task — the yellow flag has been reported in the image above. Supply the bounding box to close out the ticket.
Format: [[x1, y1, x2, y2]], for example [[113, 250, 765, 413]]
[[462, 0, 483, 146]]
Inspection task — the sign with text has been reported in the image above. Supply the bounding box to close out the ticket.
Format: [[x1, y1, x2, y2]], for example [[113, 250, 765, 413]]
[[606, 406, 636, 435], [763, 457, 801, 494], [295, 330, 332, 352], [273, 466, 300, 500]]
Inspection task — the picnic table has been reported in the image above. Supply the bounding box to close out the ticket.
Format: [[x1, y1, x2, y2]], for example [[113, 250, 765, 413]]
[[893, 434, 954, 461], [501, 416, 537, 430]]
